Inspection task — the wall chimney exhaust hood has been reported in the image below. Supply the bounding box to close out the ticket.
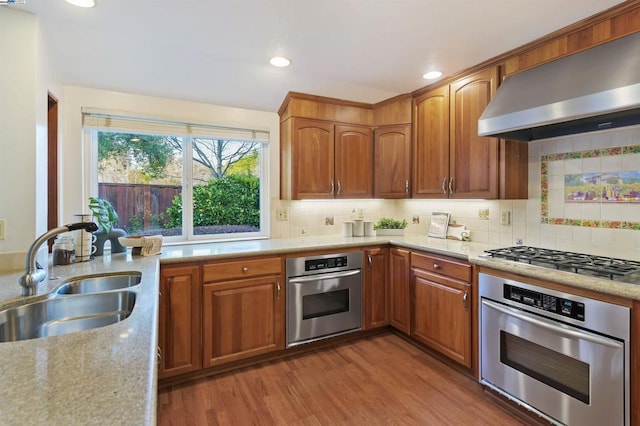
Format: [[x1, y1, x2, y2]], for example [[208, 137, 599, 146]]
[[478, 32, 640, 141]]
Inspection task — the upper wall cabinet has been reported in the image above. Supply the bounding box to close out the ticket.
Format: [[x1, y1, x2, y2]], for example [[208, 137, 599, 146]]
[[280, 117, 373, 199], [374, 124, 412, 198], [413, 67, 528, 199], [279, 93, 375, 200]]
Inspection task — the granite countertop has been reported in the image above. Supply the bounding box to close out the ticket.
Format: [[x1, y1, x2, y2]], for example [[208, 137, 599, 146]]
[[1, 234, 638, 425]]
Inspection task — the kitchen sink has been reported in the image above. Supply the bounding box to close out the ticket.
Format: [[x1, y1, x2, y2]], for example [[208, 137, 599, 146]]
[[54, 272, 141, 295], [0, 290, 136, 343]]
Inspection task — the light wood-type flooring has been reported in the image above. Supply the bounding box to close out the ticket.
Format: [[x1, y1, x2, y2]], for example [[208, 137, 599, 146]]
[[158, 332, 532, 425]]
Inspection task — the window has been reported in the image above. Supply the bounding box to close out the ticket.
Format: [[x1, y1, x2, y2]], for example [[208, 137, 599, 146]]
[[83, 112, 269, 242]]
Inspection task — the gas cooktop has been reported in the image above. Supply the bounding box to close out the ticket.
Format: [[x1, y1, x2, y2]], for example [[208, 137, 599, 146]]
[[484, 246, 640, 284]]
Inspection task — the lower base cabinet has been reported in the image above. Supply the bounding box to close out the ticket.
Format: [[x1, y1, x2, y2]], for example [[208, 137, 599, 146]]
[[364, 247, 390, 329], [389, 248, 411, 334], [411, 252, 472, 368], [158, 264, 202, 379], [202, 275, 284, 367]]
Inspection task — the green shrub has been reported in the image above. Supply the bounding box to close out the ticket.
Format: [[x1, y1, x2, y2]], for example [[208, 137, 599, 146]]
[[166, 174, 260, 228]]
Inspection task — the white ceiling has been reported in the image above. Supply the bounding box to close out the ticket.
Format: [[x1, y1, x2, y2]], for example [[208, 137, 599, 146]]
[[16, 0, 625, 112]]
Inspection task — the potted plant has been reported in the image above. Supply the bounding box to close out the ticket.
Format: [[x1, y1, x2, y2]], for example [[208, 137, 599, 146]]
[[88, 197, 126, 255], [373, 217, 408, 236], [89, 196, 119, 233]]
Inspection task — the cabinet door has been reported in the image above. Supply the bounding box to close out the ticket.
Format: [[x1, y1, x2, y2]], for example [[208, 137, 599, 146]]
[[413, 85, 450, 198], [335, 124, 373, 198], [202, 275, 284, 367], [374, 125, 411, 198], [158, 265, 202, 379], [364, 247, 389, 329], [412, 269, 471, 368], [292, 118, 335, 199], [450, 67, 499, 199], [389, 248, 411, 334]]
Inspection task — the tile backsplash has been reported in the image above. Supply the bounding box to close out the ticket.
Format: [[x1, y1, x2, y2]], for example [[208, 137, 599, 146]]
[[271, 124, 640, 260]]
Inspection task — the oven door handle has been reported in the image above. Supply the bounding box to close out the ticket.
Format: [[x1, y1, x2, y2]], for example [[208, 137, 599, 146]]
[[288, 269, 361, 283], [482, 299, 623, 349]]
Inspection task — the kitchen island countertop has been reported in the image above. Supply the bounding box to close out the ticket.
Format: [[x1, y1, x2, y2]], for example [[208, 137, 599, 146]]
[[0, 234, 638, 425]]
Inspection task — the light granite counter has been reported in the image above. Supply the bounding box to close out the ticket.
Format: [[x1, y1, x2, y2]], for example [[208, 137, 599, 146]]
[[1, 234, 638, 425]]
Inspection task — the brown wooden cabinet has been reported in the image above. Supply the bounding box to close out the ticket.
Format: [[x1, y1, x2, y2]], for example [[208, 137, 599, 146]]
[[412, 67, 527, 199], [413, 86, 450, 198], [201, 257, 284, 367], [389, 247, 411, 334], [373, 124, 412, 198], [449, 68, 499, 199], [411, 252, 472, 368], [280, 117, 372, 199], [158, 264, 202, 379], [363, 247, 389, 329]]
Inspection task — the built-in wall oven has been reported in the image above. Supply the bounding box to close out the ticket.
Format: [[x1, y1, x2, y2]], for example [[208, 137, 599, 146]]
[[479, 272, 630, 425], [286, 252, 362, 348]]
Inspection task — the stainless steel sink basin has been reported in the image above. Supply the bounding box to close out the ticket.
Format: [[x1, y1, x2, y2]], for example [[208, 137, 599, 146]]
[[54, 272, 141, 295], [0, 290, 136, 343]]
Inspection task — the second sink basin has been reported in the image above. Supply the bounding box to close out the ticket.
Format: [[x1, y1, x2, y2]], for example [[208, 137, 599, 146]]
[[55, 272, 142, 295], [0, 290, 136, 343]]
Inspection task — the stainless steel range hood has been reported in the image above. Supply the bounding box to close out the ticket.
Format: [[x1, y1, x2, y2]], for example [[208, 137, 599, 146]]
[[478, 32, 640, 141]]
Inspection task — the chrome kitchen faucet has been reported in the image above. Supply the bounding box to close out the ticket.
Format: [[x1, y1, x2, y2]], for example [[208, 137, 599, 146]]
[[19, 222, 98, 296]]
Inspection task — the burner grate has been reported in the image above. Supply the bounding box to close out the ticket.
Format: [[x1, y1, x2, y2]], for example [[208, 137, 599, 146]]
[[484, 246, 640, 282]]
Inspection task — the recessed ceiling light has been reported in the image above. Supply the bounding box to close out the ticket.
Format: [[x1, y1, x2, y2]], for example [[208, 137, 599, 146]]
[[269, 57, 291, 68], [422, 71, 443, 80], [65, 0, 96, 8]]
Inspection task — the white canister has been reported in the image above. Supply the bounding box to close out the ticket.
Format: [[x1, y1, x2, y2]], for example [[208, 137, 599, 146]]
[[353, 219, 364, 237], [364, 221, 375, 236], [343, 222, 354, 237]]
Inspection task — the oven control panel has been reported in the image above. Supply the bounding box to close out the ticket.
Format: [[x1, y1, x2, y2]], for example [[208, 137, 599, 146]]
[[305, 256, 348, 271], [504, 284, 585, 321]]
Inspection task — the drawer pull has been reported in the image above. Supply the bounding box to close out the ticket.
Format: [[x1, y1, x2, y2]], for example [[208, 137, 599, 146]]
[[242, 267, 249, 273], [433, 263, 441, 269]]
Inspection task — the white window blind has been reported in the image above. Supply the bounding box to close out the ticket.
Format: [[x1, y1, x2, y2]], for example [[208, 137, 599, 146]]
[[82, 108, 270, 142]]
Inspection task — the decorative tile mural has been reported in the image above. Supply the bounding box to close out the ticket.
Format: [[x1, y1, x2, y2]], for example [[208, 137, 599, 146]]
[[541, 145, 640, 230], [565, 172, 640, 203]]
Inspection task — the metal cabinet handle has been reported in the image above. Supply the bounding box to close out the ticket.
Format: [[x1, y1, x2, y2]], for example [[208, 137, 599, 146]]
[[433, 263, 441, 269], [242, 267, 249, 273], [441, 177, 447, 194], [367, 254, 373, 270], [276, 281, 281, 299], [405, 179, 409, 195], [463, 291, 468, 311], [157, 347, 162, 366], [337, 180, 341, 195], [449, 177, 454, 194], [330, 180, 335, 195]]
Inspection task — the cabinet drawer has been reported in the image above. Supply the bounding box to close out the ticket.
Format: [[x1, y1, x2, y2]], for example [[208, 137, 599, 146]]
[[411, 252, 470, 282], [203, 257, 282, 283]]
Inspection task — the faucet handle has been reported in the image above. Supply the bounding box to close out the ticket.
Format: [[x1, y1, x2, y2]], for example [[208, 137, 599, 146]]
[[66, 222, 98, 232]]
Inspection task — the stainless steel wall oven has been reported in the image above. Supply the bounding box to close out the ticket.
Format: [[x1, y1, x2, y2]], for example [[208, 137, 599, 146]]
[[479, 272, 630, 425], [286, 252, 362, 348]]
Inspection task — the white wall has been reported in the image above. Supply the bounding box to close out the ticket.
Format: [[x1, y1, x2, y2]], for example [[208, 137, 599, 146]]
[[60, 86, 280, 224], [0, 8, 37, 255]]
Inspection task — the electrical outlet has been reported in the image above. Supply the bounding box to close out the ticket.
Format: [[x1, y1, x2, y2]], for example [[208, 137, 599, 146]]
[[501, 210, 511, 225], [0, 218, 5, 239], [276, 208, 288, 221]]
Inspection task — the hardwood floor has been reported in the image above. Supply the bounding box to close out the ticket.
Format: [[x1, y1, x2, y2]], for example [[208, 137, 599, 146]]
[[158, 332, 531, 425]]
